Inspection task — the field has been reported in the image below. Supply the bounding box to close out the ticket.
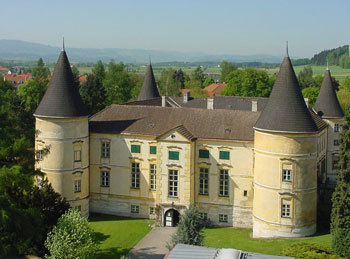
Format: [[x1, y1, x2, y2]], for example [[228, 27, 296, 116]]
[[89, 214, 153, 259], [76, 64, 350, 82], [203, 227, 332, 256]]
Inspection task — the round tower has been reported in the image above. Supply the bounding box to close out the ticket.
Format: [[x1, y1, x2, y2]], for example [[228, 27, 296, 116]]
[[34, 48, 90, 217], [252, 47, 319, 238], [314, 66, 344, 185]]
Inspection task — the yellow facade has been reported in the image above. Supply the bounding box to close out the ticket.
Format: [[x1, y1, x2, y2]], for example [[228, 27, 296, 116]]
[[35, 116, 90, 217], [253, 129, 318, 237]]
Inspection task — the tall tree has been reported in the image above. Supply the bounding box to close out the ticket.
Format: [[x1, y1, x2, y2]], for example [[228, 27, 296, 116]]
[[192, 66, 205, 85], [220, 61, 237, 83], [173, 69, 185, 89], [32, 58, 50, 79], [331, 110, 350, 258], [158, 68, 181, 96], [203, 77, 215, 87]]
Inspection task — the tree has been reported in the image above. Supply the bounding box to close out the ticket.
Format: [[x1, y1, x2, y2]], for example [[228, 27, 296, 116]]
[[17, 78, 48, 114], [71, 66, 80, 88], [203, 77, 215, 88], [302, 87, 319, 106], [342, 77, 350, 90], [79, 61, 107, 114], [221, 68, 273, 97], [331, 110, 350, 258], [158, 68, 182, 96], [173, 69, 185, 89], [192, 66, 205, 85], [32, 58, 50, 79], [167, 204, 205, 250], [45, 209, 97, 259], [220, 61, 237, 83], [298, 66, 314, 89]]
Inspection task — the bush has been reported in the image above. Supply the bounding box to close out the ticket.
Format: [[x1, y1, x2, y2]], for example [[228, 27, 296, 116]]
[[167, 204, 205, 250], [45, 209, 97, 259], [281, 242, 341, 259]]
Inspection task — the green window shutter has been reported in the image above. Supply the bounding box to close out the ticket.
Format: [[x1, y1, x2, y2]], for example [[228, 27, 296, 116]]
[[150, 146, 157, 154], [169, 151, 179, 160], [199, 149, 209, 158], [219, 151, 230, 160], [131, 145, 141, 153]]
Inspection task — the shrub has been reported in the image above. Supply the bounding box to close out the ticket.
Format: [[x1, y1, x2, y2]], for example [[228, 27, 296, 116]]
[[45, 209, 97, 259], [281, 242, 341, 259]]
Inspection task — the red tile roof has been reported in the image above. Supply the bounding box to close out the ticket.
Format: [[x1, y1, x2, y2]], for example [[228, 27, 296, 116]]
[[205, 83, 226, 97], [0, 67, 9, 71], [79, 75, 87, 83], [5, 73, 32, 85]]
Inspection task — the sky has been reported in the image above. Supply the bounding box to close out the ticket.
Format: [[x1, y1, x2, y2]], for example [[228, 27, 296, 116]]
[[1, 0, 349, 58]]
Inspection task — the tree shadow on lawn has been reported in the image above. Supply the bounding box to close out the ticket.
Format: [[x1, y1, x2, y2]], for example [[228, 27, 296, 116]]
[[90, 213, 148, 222], [95, 247, 130, 259]]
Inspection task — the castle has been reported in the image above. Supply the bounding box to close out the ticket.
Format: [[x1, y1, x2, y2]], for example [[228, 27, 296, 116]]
[[34, 46, 343, 238]]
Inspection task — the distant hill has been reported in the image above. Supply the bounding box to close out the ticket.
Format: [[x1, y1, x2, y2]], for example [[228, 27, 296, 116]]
[[311, 45, 350, 68], [0, 39, 282, 64]]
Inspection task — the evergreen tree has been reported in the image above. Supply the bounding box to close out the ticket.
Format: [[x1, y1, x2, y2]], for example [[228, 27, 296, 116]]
[[192, 66, 205, 84], [32, 58, 50, 79], [167, 204, 205, 250], [220, 61, 237, 83], [331, 110, 350, 258]]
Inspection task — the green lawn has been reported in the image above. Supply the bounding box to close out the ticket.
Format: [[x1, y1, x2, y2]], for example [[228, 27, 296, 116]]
[[89, 214, 153, 259], [203, 227, 332, 256]]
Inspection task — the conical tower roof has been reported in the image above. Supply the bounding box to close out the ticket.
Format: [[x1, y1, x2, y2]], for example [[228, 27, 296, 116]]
[[254, 54, 318, 133], [34, 50, 89, 118], [137, 63, 160, 101], [313, 68, 344, 118]]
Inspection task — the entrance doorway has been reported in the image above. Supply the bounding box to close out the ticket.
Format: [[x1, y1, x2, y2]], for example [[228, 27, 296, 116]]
[[164, 209, 180, 227]]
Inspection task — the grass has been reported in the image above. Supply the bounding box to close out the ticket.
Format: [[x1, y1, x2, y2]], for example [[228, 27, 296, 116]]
[[203, 227, 332, 256], [89, 214, 153, 259]]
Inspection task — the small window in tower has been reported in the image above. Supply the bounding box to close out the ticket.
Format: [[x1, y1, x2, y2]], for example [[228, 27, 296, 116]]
[[36, 150, 43, 161], [281, 200, 291, 218], [334, 123, 340, 133], [243, 190, 248, 197], [101, 171, 110, 187], [282, 169, 292, 182], [74, 150, 81, 162], [74, 179, 81, 192]]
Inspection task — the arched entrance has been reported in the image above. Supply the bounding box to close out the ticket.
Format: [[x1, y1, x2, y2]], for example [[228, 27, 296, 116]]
[[164, 209, 180, 227]]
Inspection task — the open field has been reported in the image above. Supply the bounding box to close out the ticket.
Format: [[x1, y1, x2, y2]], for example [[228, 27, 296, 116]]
[[203, 227, 332, 256], [89, 214, 153, 259]]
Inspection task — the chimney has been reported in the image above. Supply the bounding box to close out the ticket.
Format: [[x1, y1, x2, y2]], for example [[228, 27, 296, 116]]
[[183, 91, 190, 103], [162, 96, 166, 107], [207, 98, 214, 110], [304, 98, 309, 107], [252, 100, 258, 112]]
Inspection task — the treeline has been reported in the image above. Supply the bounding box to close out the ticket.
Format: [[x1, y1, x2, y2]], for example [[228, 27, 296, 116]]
[[311, 45, 350, 68]]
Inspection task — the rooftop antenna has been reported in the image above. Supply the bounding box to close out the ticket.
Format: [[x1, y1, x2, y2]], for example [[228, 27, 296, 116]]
[[62, 37, 65, 51], [286, 41, 289, 57]]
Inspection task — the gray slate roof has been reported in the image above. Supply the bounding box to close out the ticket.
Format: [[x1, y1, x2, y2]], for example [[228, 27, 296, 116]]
[[137, 64, 160, 101], [313, 69, 344, 118], [89, 104, 261, 141], [254, 56, 318, 133], [34, 51, 89, 118]]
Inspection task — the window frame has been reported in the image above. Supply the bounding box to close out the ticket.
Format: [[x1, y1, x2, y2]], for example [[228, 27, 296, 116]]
[[101, 142, 110, 158], [199, 149, 209, 159], [149, 207, 155, 215], [219, 169, 229, 197], [150, 164, 157, 190], [131, 144, 141, 154], [334, 123, 340, 133], [282, 169, 292, 182], [131, 205, 140, 214], [131, 162, 140, 189], [168, 169, 178, 198], [74, 150, 81, 162], [199, 212, 208, 220], [219, 151, 230, 160], [101, 171, 110, 187], [219, 214, 228, 223], [281, 201, 291, 218], [74, 179, 81, 192], [150, 146, 157, 154], [199, 168, 209, 195], [36, 150, 43, 161]]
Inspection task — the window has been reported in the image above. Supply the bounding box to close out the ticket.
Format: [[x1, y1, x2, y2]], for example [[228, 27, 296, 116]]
[[131, 163, 140, 188], [101, 171, 109, 187], [150, 164, 157, 190], [168, 170, 178, 197], [282, 169, 292, 182], [199, 212, 208, 220], [36, 150, 43, 161], [150, 146, 157, 154], [281, 200, 291, 218], [219, 214, 228, 223], [334, 123, 340, 133], [74, 179, 81, 192], [199, 149, 209, 158], [219, 151, 230, 160], [74, 150, 81, 162], [131, 205, 139, 214], [199, 168, 209, 195], [101, 142, 110, 158], [243, 190, 248, 197], [169, 151, 179, 160], [219, 169, 229, 197], [131, 144, 141, 153], [334, 139, 339, 146], [149, 207, 155, 215]]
